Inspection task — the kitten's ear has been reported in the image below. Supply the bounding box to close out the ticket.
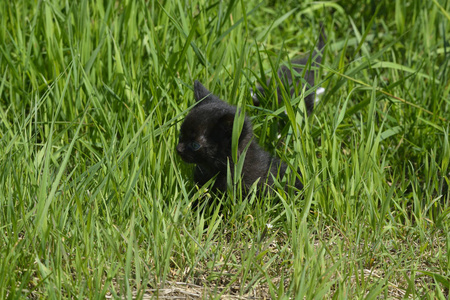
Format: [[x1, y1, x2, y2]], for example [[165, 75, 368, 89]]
[[194, 80, 212, 102]]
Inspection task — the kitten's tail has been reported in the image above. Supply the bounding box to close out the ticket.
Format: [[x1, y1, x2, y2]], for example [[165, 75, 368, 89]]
[[313, 23, 327, 65]]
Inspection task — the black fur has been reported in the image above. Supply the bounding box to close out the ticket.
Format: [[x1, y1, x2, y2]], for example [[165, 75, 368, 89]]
[[251, 26, 326, 115], [177, 81, 302, 194]]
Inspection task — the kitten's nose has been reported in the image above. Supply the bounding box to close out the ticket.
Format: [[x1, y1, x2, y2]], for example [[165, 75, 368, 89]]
[[176, 143, 184, 154]]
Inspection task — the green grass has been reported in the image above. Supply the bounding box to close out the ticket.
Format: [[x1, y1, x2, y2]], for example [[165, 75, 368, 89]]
[[1, 0, 449, 298]]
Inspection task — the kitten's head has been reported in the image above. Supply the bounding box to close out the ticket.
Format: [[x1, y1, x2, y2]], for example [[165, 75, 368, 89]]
[[176, 81, 252, 168]]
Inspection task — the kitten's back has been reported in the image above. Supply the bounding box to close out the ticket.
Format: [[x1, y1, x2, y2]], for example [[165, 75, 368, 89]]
[[253, 25, 326, 114]]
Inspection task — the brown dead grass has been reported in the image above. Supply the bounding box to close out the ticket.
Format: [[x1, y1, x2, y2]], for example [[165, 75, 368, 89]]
[[107, 226, 448, 299]]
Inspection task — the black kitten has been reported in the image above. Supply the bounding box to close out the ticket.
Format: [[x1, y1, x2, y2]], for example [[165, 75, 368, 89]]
[[177, 81, 302, 194], [252, 27, 326, 115]]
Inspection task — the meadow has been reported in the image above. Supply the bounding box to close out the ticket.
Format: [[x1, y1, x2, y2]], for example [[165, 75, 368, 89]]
[[0, 0, 449, 298]]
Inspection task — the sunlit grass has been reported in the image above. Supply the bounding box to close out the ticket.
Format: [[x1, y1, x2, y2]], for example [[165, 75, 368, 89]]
[[0, 0, 449, 298]]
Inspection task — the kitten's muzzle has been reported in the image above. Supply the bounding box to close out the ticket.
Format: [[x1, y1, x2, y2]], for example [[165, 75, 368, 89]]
[[176, 143, 193, 163], [176, 143, 186, 156]]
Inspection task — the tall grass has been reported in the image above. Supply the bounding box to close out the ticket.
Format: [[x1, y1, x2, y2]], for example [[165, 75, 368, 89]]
[[0, 0, 449, 298]]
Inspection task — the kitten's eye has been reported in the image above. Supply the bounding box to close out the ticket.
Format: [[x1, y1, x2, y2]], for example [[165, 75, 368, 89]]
[[189, 142, 201, 151]]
